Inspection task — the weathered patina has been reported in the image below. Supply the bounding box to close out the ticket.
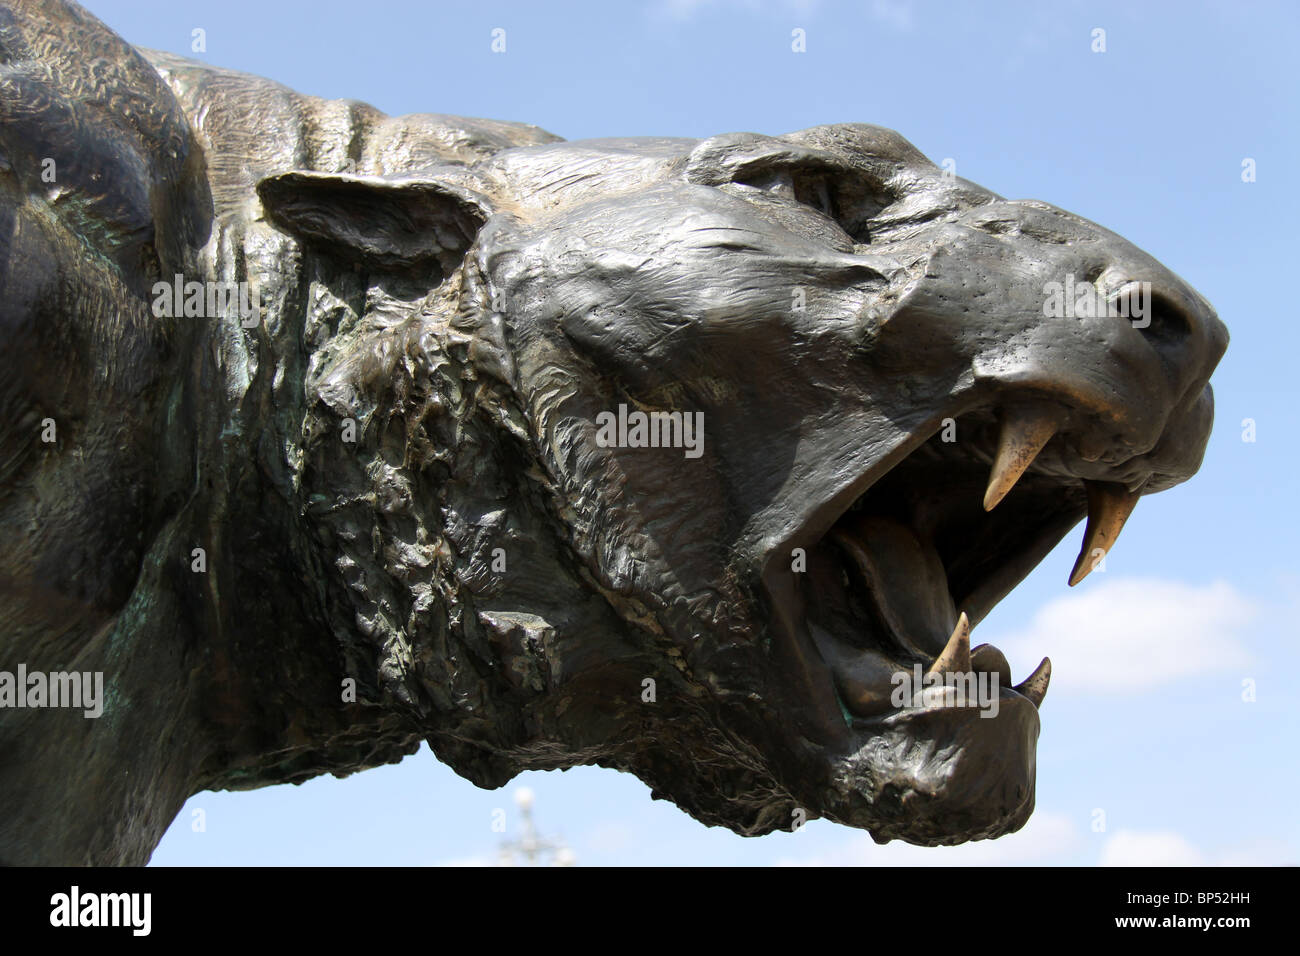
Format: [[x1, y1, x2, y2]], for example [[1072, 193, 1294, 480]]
[[0, 0, 1227, 864]]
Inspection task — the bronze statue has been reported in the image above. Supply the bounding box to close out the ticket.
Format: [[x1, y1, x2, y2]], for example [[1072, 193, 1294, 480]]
[[0, 0, 1227, 864]]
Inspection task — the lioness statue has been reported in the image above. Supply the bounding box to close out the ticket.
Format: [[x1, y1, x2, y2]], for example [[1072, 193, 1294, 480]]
[[0, 0, 1227, 865]]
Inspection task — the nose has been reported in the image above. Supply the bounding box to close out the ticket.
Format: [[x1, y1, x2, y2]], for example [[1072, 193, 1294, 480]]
[[957, 201, 1227, 467], [1052, 241, 1228, 484], [885, 198, 1228, 518], [1092, 255, 1228, 416]]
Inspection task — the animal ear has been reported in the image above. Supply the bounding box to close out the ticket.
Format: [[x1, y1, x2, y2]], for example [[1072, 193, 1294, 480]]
[[256, 169, 493, 273]]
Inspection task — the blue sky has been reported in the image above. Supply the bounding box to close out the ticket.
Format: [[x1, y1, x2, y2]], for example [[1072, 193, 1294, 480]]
[[82, 0, 1298, 865]]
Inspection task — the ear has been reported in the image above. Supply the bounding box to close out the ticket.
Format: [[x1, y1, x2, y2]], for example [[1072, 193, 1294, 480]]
[[256, 168, 494, 273]]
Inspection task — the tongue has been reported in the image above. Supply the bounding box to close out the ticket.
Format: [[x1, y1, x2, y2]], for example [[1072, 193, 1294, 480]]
[[831, 514, 958, 658]]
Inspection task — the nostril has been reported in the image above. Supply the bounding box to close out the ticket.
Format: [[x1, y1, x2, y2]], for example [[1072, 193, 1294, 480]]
[[1132, 293, 1192, 352]]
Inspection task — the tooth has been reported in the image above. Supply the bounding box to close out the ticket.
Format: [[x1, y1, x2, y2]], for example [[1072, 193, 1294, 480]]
[[1014, 657, 1051, 708], [926, 612, 971, 676], [1068, 480, 1141, 586], [971, 643, 1012, 687], [983, 408, 1060, 511]]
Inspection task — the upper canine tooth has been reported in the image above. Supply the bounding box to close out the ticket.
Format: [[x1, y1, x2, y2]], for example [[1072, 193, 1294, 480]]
[[1068, 480, 1141, 586], [927, 612, 971, 676], [1014, 657, 1051, 708], [983, 408, 1060, 511]]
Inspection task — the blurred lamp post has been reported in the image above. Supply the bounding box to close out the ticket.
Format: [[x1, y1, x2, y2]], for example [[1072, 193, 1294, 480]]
[[497, 787, 575, 866]]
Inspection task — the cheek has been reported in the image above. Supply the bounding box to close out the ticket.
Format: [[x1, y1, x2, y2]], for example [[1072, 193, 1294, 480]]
[[498, 212, 842, 397], [555, 306, 669, 393]]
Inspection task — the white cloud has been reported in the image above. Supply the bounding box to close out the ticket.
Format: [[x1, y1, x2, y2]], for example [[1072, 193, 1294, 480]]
[[1098, 829, 1204, 866], [1213, 841, 1299, 866], [868, 0, 915, 32], [775, 810, 1082, 866], [651, 0, 914, 32], [656, 0, 717, 19], [660, 0, 935, 24], [652, 0, 828, 22], [1099, 830, 1296, 866], [778, 817, 1295, 868], [433, 855, 494, 867], [994, 578, 1255, 693]]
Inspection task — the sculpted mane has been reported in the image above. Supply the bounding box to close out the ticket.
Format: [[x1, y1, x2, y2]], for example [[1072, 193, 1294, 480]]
[[0, 0, 1227, 863]]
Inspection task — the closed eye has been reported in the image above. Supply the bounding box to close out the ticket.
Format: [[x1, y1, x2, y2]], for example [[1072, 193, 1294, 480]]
[[685, 135, 897, 243], [733, 164, 887, 244], [797, 174, 836, 220]]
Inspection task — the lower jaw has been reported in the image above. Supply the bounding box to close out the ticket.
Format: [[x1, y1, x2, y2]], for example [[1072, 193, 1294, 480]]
[[819, 689, 1041, 844]]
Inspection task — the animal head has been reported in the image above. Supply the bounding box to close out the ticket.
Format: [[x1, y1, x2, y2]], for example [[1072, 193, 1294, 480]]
[[258, 124, 1226, 844], [0, 0, 209, 638]]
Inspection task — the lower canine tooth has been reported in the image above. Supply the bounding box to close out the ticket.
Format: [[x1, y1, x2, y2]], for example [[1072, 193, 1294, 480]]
[[926, 612, 971, 676], [1068, 480, 1141, 586], [1014, 657, 1051, 708]]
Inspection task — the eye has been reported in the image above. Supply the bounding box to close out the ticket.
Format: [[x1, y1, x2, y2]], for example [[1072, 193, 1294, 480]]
[[795, 173, 837, 220], [734, 168, 837, 219], [687, 136, 895, 244], [735, 162, 891, 245]]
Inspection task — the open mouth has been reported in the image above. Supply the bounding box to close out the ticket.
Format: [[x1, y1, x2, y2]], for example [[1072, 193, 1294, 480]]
[[787, 405, 1145, 725]]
